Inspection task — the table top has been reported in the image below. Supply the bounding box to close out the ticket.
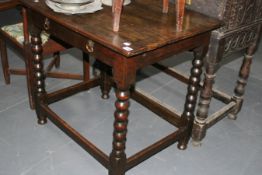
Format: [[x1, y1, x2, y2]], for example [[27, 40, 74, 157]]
[[20, 0, 220, 57]]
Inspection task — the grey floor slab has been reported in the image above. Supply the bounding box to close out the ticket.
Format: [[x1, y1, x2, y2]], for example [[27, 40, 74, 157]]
[[1, 9, 262, 175]]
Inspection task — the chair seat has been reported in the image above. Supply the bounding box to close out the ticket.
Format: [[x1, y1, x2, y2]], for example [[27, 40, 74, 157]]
[[1, 22, 49, 44]]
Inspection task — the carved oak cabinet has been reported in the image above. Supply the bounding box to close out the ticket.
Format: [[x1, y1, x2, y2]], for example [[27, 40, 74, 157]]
[[187, 0, 262, 143]]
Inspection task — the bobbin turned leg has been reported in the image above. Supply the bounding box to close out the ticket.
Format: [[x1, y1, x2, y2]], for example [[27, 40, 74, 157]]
[[177, 46, 206, 150], [29, 28, 47, 125], [228, 25, 262, 120], [109, 89, 130, 175], [109, 59, 136, 175], [192, 34, 225, 145]]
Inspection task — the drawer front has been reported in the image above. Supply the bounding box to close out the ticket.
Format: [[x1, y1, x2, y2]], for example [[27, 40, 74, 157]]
[[28, 9, 93, 54]]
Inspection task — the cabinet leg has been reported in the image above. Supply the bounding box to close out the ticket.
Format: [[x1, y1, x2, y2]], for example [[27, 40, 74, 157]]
[[178, 47, 206, 150], [109, 89, 130, 175]]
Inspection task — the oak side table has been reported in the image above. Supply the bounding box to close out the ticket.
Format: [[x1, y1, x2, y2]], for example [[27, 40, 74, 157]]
[[20, 0, 220, 174]]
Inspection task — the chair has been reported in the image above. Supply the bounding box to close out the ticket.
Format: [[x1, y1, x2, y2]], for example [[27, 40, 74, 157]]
[[0, 0, 89, 109], [152, 0, 262, 144], [112, 0, 186, 31]]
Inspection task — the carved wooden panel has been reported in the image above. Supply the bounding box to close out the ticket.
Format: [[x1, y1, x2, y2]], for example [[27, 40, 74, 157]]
[[188, 0, 262, 31], [224, 26, 259, 56], [188, 0, 262, 56]]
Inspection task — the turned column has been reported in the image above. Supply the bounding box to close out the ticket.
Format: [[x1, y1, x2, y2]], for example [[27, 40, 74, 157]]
[[228, 25, 262, 120], [109, 58, 136, 175], [109, 89, 130, 175], [112, 0, 124, 32], [29, 27, 47, 125], [192, 32, 225, 144], [177, 46, 207, 150]]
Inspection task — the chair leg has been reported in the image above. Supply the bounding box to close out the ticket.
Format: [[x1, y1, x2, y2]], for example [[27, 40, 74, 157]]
[[192, 34, 225, 145], [0, 38, 10, 84], [54, 52, 60, 68], [162, 0, 169, 13], [228, 26, 262, 120], [112, 0, 124, 32]]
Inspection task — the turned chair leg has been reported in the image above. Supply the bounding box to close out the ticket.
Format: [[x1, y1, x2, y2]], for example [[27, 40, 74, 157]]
[[162, 0, 169, 13], [0, 38, 10, 84], [112, 0, 124, 32], [192, 35, 225, 145], [228, 25, 262, 120]]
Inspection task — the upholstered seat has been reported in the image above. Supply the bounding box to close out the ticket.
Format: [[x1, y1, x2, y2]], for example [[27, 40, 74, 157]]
[[0, 0, 89, 109], [1, 22, 49, 44]]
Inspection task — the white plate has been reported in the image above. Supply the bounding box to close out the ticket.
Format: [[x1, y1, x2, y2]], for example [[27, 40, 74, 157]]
[[46, 0, 103, 14]]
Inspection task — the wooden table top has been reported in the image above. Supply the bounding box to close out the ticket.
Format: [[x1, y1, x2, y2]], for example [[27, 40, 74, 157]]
[[20, 0, 220, 57]]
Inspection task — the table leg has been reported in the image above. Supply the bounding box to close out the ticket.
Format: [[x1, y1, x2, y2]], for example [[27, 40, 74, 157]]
[[109, 89, 130, 175], [192, 34, 225, 144], [178, 46, 206, 150], [100, 63, 112, 99], [30, 29, 47, 125], [228, 25, 262, 120]]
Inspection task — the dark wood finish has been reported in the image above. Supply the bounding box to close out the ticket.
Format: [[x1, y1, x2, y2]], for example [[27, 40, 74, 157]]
[[20, 0, 220, 174], [187, 1, 262, 144], [0, 1, 88, 109], [151, 0, 262, 144]]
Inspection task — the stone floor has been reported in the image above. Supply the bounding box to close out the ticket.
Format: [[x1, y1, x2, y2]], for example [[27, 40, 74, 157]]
[[1, 8, 262, 175]]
